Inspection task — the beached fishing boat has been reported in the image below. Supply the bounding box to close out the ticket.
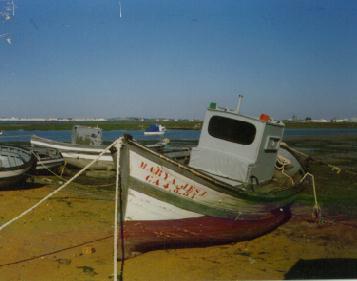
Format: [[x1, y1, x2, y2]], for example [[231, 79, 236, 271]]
[[31, 135, 114, 170], [30, 125, 115, 170], [30, 146, 64, 173], [113, 99, 306, 257], [144, 124, 166, 136], [31, 127, 169, 170], [0, 145, 37, 188]]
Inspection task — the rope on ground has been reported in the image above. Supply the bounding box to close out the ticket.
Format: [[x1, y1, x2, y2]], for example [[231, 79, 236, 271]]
[[0, 233, 113, 267], [299, 172, 322, 222], [327, 164, 342, 174], [59, 161, 66, 177], [0, 139, 119, 232]]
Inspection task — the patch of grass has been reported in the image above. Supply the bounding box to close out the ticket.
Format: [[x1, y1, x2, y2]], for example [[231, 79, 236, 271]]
[[285, 136, 357, 217], [77, 265, 98, 276], [285, 121, 357, 129]]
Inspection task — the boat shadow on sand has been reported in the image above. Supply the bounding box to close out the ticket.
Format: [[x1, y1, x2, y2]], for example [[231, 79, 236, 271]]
[[0, 181, 45, 192], [285, 258, 357, 279]]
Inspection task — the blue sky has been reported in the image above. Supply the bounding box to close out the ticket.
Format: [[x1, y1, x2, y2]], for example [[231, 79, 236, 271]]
[[0, 0, 356, 120]]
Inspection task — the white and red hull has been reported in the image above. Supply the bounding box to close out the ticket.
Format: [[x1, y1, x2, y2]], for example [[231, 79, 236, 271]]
[[116, 139, 301, 257]]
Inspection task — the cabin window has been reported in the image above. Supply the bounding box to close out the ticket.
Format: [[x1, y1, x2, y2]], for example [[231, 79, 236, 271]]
[[208, 116, 256, 145]]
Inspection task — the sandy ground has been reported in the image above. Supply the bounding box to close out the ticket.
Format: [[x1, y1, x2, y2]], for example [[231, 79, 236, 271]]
[[1, 136, 357, 280], [0, 177, 356, 281]]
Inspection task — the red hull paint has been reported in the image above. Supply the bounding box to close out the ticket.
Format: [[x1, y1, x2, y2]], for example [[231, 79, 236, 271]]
[[122, 207, 291, 257]]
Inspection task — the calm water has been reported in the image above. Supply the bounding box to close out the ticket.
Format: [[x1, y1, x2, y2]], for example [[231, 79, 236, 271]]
[[0, 128, 357, 143]]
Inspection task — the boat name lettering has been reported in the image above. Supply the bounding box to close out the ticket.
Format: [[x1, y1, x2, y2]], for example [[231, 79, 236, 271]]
[[139, 161, 207, 199]]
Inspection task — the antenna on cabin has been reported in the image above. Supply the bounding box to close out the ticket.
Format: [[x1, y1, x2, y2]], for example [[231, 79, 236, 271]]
[[236, 94, 244, 114]]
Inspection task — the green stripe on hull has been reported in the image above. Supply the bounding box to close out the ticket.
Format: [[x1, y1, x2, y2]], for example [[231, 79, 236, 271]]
[[128, 177, 238, 218], [126, 141, 303, 203]]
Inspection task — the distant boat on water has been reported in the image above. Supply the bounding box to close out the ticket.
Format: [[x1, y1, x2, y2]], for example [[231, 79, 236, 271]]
[[144, 124, 166, 136], [0, 130, 3, 136]]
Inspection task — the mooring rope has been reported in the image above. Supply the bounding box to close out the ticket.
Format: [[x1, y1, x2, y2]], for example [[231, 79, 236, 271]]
[[275, 156, 295, 185], [1, 138, 124, 280], [0, 140, 118, 232], [299, 172, 321, 221], [30, 150, 67, 181], [0, 234, 114, 267], [113, 140, 121, 281], [280, 142, 345, 174], [30, 150, 115, 188], [279, 143, 325, 222]]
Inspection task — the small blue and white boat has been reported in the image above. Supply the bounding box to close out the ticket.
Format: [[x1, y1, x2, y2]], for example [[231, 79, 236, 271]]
[[144, 124, 166, 136]]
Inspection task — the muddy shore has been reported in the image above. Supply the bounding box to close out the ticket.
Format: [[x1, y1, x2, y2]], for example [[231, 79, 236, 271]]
[[0, 136, 356, 280]]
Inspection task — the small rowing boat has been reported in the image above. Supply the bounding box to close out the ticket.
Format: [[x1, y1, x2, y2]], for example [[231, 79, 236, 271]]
[[0, 145, 37, 188]]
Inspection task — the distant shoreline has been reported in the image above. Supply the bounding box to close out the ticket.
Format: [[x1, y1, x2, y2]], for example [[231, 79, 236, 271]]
[[0, 120, 357, 131], [0, 120, 202, 131], [284, 121, 357, 129]]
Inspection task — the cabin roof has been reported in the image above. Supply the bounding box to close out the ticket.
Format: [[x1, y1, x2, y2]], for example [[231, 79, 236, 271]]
[[207, 107, 285, 128]]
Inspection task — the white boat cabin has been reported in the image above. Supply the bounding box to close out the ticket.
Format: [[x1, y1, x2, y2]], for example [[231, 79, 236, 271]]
[[189, 101, 284, 186], [71, 125, 102, 146]]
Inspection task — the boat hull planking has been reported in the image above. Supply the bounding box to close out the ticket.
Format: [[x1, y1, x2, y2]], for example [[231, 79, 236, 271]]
[[116, 138, 302, 258], [31, 135, 113, 170], [122, 207, 290, 256]]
